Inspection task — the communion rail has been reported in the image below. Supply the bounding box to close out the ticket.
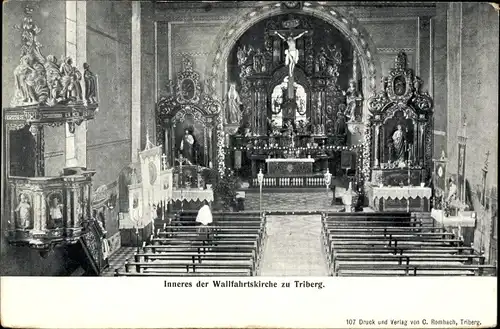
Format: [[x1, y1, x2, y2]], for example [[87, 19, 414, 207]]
[[249, 176, 327, 188]]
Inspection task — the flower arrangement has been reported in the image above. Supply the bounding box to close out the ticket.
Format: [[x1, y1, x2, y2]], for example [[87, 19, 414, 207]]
[[212, 167, 239, 211], [216, 108, 225, 178], [362, 120, 372, 184]]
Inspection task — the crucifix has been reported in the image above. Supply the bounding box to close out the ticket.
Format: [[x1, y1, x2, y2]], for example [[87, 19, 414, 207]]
[[270, 27, 311, 101]]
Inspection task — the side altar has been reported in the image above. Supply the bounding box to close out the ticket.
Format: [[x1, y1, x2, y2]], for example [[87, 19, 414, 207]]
[[365, 52, 433, 212], [155, 55, 217, 212]]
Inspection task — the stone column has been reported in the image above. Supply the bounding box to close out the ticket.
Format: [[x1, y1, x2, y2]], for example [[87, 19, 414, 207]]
[[131, 1, 142, 162], [374, 124, 380, 168], [65, 1, 87, 168]]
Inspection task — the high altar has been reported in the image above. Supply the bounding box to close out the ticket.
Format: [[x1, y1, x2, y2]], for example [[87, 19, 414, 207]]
[[365, 52, 433, 212], [223, 14, 363, 186]]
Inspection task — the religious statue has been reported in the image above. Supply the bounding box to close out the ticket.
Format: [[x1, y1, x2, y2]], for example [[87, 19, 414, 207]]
[[253, 49, 265, 73], [13, 55, 38, 106], [315, 47, 327, 73], [237, 46, 248, 66], [15, 193, 31, 229], [445, 176, 464, 216], [333, 111, 347, 136], [391, 124, 406, 164], [48, 195, 64, 228], [296, 119, 306, 135], [44, 55, 63, 105], [60, 56, 83, 102], [180, 129, 196, 165], [343, 79, 362, 122], [274, 30, 308, 78], [326, 119, 334, 135], [413, 76, 422, 93], [12, 54, 49, 106], [83, 63, 98, 104], [446, 177, 457, 204], [394, 78, 406, 96], [326, 64, 337, 78], [226, 83, 242, 124]]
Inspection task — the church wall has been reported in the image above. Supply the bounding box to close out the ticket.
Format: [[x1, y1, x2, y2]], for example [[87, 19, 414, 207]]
[[460, 3, 498, 259], [154, 4, 435, 113], [1, 0, 73, 276], [86, 1, 132, 189], [446, 3, 498, 260], [431, 3, 448, 158], [361, 18, 418, 77], [155, 19, 227, 96]]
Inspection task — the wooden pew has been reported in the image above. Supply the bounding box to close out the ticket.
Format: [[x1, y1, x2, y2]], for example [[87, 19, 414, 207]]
[[330, 254, 486, 275], [323, 225, 445, 233], [331, 245, 475, 255], [114, 270, 249, 277], [136, 251, 255, 263], [159, 225, 264, 236], [124, 260, 255, 276], [334, 263, 497, 276], [133, 251, 257, 273], [142, 212, 267, 277]]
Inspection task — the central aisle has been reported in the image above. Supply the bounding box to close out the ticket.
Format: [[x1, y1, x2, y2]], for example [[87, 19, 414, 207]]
[[259, 215, 329, 276]]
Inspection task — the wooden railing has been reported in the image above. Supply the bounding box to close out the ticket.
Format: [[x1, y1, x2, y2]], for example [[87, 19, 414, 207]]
[[249, 176, 327, 188]]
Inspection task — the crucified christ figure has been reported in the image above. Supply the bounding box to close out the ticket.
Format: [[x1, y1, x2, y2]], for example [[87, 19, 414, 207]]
[[274, 30, 308, 78]]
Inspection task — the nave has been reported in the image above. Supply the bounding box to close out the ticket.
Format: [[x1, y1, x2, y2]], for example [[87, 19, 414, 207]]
[[107, 209, 496, 277], [2, 1, 497, 281]]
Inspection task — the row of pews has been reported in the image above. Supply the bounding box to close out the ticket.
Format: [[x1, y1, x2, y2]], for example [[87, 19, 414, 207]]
[[321, 212, 497, 276], [114, 211, 266, 277]]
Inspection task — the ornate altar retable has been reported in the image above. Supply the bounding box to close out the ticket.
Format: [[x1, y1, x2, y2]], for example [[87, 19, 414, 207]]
[[266, 158, 315, 176], [365, 52, 433, 212]]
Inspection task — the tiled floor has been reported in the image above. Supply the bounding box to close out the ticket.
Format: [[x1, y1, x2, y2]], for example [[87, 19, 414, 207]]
[[259, 215, 329, 276], [101, 247, 136, 276], [244, 191, 345, 212]]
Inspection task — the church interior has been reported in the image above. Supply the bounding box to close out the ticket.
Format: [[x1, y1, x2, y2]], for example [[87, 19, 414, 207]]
[[1, 1, 498, 277]]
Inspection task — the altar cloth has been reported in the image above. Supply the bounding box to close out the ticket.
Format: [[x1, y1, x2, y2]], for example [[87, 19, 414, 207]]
[[172, 188, 214, 202], [368, 186, 432, 200], [367, 185, 431, 212], [265, 158, 314, 176]]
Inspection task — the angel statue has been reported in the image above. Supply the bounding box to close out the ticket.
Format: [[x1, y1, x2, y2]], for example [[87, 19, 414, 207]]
[[274, 30, 308, 78]]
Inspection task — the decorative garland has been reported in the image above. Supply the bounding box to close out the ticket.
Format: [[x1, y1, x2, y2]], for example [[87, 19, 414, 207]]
[[216, 109, 226, 178], [362, 120, 372, 187], [224, 145, 363, 152], [355, 148, 364, 192]]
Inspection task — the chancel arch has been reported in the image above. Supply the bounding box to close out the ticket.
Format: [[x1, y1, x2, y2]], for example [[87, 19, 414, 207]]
[[205, 2, 380, 122]]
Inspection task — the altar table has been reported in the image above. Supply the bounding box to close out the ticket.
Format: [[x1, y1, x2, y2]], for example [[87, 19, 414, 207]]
[[172, 188, 214, 203], [265, 158, 315, 176], [367, 185, 432, 212], [171, 188, 214, 211]]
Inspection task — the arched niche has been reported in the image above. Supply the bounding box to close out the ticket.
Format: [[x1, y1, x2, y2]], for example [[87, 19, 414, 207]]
[[205, 3, 379, 123], [268, 66, 311, 128], [225, 13, 359, 135]]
